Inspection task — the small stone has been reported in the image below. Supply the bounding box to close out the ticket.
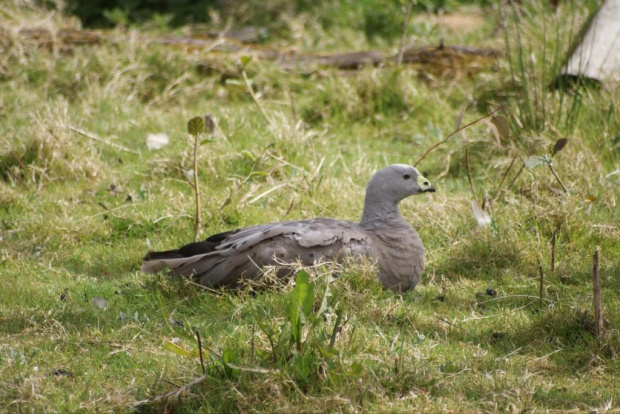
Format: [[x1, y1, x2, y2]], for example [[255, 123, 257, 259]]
[[92, 297, 107, 310]]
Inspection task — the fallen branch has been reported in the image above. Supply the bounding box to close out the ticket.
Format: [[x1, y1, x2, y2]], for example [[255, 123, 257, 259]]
[[9, 27, 500, 72]]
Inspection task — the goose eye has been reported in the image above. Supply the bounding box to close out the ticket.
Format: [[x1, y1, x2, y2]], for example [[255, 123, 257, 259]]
[[403, 174, 411, 180]]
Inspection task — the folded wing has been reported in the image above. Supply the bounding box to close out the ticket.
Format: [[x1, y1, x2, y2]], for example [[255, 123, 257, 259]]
[[141, 218, 373, 286]]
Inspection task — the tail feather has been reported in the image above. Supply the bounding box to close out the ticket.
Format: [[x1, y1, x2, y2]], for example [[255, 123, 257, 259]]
[[141, 252, 214, 274], [142, 229, 240, 274]]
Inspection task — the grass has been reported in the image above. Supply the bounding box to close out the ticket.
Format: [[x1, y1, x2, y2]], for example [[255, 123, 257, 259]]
[[1, 0, 619, 412]]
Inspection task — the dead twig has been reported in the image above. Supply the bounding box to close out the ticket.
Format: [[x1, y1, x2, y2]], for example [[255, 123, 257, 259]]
[[10, 153, 27, 176], [548, 164, 568, 193], [494, 153, 518, 200], [593, 248, 602, 343], [133, 374, 207, 407], [241, 67, 275, 129], [187, 116, 214, 242], [250, 323, 256, 363], [397, 1, 413, 66], [192, 125, 202, 242], [195, 329, 206, 375], [465, 148, 476, 198], [536, 256, 545, 310], [76, 203, 135, 222], [551, 228, 557, 272], [435, 316, 464, 330], [414, 107, 502, 167], [282, 198, 296, 220], [477, 294, 553, 306], [70, 126, 139, 154], [509, 160, 525, 190], [288, 90, 298, 126]]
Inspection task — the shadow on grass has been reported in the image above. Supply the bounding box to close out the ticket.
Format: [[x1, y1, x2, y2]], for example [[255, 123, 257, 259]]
[[433, 234, 525, 280], [483, 305, 617, 374], [0, 277, 195, 336]]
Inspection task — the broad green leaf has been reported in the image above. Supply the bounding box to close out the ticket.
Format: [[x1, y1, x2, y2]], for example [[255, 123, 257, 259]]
[[350, 362, 363, 376], [137, 185, 147, 201], [240, 55, 253, 70], [300, 275, 315, 320], [163, 339, 197, 358], [274, 320, 291, 358], [222, 348, 236, 364], [292, 352, 313, 379], [255, 314, 275, 340], [491, 114, 510, 140], [329, 302, 344, 348], [290, 270, 315, 325], [552, 138, 568, 155], [313, 338, 337, 360], [187, 116, 204, 135], [312, 338, 328, 359], [289, 270, 315, 348], [484, 119, 500, 143], [222, 348, 238, 377], [316, 281, 332, 319], [225, 78, 244, 87], [241, 150, 256, 161], [524, 155, 551, 169]]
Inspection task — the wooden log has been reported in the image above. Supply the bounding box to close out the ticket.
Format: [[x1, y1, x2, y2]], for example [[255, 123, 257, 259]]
[[8, 27, 501, 73]]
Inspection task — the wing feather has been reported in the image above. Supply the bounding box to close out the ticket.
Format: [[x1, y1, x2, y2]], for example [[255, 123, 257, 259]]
[[142, 218, 374, 286]]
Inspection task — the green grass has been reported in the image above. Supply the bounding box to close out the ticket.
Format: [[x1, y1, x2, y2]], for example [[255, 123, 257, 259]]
[[1, 1, 619, 412]]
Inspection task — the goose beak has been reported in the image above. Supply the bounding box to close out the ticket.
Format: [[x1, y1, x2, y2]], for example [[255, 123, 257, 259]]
[[417, 174, 435, 193]]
